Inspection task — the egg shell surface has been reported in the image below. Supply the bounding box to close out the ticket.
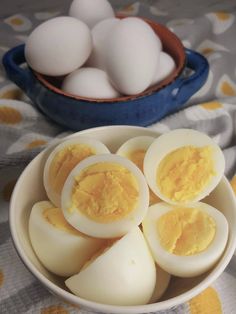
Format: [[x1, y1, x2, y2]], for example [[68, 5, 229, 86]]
[[65, 226, 156, 305], [28, 201, 105, 277], [62, 67, 120, 99], [69, 0, 115, 29], [25, 16, 92, 76], [61, 153, 149, 238], [144, 128, 225, 205], [43, 136, 110, 207], [151, 52, 176, 86], [106, 17, 162, 95], [86, 18, 120, 70], [142, 201, 229, 277]]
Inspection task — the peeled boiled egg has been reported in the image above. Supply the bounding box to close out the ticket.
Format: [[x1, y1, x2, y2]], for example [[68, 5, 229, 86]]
[[106, 17, 162, 95], [44, 136, 110, 207], [144, 129, 225, 205], [69, 0, 115, 29], [25, 16, 92, 76], [142, 201, 228, 277], [149, 264, 171, 303], [61, 154, 149, 238], [151, 52, 176, 86], [86, 18, 119, 70], [62, 67, 120, 99], [116, 136, 155, 171], [29, 201, 105, 277], [116, 135, 161, 205], [65, 226, 156, 305]]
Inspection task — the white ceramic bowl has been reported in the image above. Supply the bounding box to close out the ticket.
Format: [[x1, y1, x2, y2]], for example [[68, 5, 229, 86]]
[[9, 126, 236, 314]]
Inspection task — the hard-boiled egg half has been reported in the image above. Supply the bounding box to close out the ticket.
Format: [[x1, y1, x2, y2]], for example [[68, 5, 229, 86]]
[[29, 201, 105, 277], [116, 135, 161, 205], [65, 226, 156, 305], [61, 154, 149, 238], [142, 201, 228, 277], [149, 263, 171, 303], [144, 129, 225, 205], [44, 136, 110, 207]]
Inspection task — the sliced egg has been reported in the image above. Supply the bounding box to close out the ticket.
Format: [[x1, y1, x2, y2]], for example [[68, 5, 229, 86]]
[[28, 201, 105, 277], [116, 135, 161, 205], [144, 129, 225, 205], [43, 136, 110, 207], [65, 226, 156, 305], [149, 264, 171, 303], [142, 201, 228, 277], [61, 154, 149, 238], [116, 135, 155, 171]]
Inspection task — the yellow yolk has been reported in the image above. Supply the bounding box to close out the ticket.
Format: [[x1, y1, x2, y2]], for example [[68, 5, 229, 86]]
[[48, 144, 95, 195], [157, 146, 215, 202], [126, 149, 161, 205], [157, 207, 216, 256], [126, 149, 146, 171], [43, 207, 81, 235], [70, 162, 139, 223]]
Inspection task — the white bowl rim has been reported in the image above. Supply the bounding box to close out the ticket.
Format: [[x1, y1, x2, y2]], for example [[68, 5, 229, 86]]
[[9, 125, 236, 314]]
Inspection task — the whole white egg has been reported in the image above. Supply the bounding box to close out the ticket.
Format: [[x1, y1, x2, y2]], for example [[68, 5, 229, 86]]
[[69, 0, 115, 29], [65, 226, 156, 305], [43, 136, 110, 207], [62, 67, 120, 99], [86, 18, 120, 70], [144, 129, 225, 205], [142, 202, 228, 277], [106, 17, 162, 95], [151, 52, 176, 86], [25, 16, 92, 76], [29, 201, 105, 277], [61, 154, 149, 238]]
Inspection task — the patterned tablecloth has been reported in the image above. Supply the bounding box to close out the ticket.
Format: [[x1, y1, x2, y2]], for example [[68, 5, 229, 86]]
[[1, 1, 236, 313]]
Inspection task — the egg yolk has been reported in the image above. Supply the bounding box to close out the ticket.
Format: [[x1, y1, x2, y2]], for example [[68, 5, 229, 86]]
[[127, 149, 146, 171], [157, 146, 215, 202], [48, 144, 95, 195], [69, 162, 139, 223], [157, 207, 216, 256], [126, 149, 161, 205], [43, 206, 81, 235]]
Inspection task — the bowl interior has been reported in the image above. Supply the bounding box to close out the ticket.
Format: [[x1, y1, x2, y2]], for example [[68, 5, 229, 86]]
[[33, 17, 186, 103], [10, 126, 236, 314]]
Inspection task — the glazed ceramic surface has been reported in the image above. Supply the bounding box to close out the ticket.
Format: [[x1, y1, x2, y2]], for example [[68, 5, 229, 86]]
[[2, 19, 209, 131], [9, 126, 236, 314]]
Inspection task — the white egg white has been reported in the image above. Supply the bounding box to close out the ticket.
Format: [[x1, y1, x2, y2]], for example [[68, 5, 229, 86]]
[[149, 264, 171, 303], [61, 154, 149, 238], [142, 202, 229, 277], [65, 226, 156, 305], [143, 128, 225, 205], [116, 135, 155, 163], [28, 201, 105, 277], [44, 136, 110, 207]]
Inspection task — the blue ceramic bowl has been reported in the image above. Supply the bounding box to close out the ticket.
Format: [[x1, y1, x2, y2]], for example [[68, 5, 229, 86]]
[[2, 20, 209, 131]]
